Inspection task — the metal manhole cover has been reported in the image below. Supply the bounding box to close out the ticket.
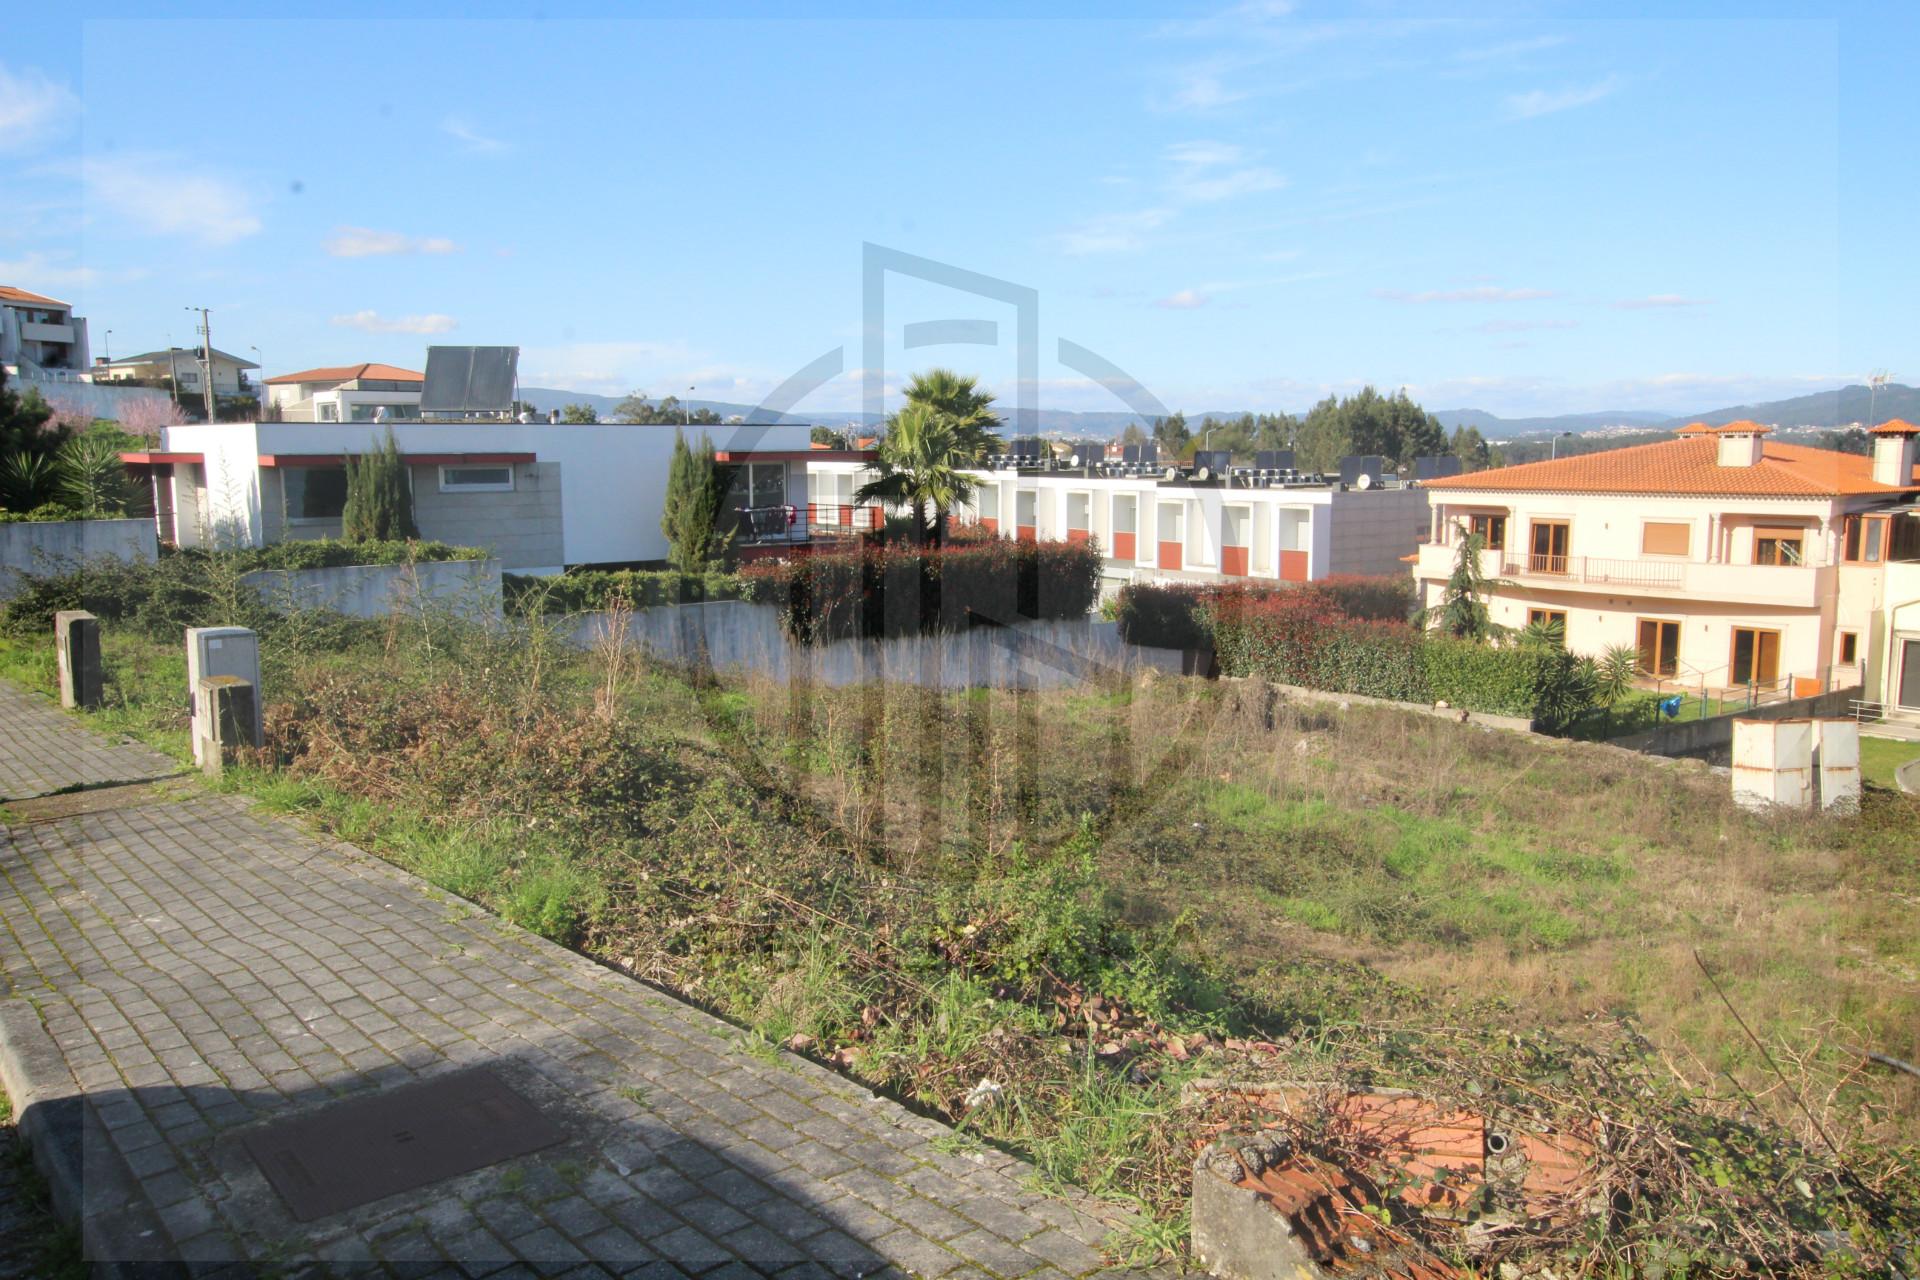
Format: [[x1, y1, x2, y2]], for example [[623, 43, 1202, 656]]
[[241, 1068, 564, 1221]]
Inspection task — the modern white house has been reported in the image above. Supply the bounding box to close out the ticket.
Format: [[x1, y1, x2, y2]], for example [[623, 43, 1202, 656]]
[[124, 420, 876, 574], [1412, 420, 1920, 703], [94, 346, 259, 398], [0, 285, 91, 379], [263, 363, 424, 422], [799, 448, 1431, 592]]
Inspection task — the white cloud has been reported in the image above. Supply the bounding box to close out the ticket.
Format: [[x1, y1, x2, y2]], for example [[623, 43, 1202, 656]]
[[323, 226, 460, 258], [1374, 285, 1556, 303], [1165, 139, 1284, 203], [0, 252, 103, 291], [0, 63, 79, 153], [1612, 294, 1710, 310], [1167, 72, 1247, 111], [81, 155, 261, 245], [442, 117, 507, 153], [1056, 208, 1174, 255], [1474, 318, 1578, 333], [1154, 289, 1211, 310], [330, 311, 457, 335], [1506, 75, 1620, 119]]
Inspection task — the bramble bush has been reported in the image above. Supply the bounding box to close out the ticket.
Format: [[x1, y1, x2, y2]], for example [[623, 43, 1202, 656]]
[[742, 536, 1101, 644]]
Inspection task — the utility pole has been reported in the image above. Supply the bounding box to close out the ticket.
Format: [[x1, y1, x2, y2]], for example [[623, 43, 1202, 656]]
[[185, 306, 215, 423]]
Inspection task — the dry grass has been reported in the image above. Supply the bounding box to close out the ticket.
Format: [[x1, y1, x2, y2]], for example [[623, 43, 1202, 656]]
[[734, 669, 1920, 1150]]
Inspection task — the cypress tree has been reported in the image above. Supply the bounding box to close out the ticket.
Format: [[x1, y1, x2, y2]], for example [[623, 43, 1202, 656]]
[[342, 428, 418, 542], [659, 428, 729, 571]]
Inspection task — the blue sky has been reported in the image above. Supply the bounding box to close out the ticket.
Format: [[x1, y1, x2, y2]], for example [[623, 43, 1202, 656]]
[[4, 1, 1913, 419]]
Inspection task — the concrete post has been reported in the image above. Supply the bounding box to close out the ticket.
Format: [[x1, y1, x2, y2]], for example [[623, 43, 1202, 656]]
[[186, 626, 262, 768], [54, 610, 102, 709], [1191, 1134, 1320, 1280], [194, 676, 257, 777], [1731, 718, 1813, 812]]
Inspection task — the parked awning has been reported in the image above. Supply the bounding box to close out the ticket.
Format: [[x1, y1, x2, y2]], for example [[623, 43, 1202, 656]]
[[257, 452, 536, 467], [119, 452, 205, 465]]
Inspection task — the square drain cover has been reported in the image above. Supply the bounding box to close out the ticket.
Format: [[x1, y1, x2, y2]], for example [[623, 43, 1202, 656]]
[[242, 1068, 565, 1221]]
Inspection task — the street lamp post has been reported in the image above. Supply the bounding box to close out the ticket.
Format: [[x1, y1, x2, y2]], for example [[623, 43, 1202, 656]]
[[1551, 431, 1573, 460]]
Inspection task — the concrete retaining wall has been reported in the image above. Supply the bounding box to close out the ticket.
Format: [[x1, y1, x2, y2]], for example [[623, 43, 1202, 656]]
[[1611, 687, 1860, 757], [567, 601, 1182, 689], [240, 558, 503, 621], [0, 518, 157, 600], [1221, 674, 1540, 735]]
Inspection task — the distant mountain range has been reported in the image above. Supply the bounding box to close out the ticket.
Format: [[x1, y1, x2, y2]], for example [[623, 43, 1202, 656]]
[[519, 382, 1919, 441]]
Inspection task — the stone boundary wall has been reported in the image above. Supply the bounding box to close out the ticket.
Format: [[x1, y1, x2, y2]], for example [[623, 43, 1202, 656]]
[[0, 518, 157, 600], [240, 558, 503, 622], [1220, 674, 1540, 735]]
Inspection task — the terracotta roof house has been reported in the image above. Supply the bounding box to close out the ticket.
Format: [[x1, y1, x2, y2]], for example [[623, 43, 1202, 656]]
[[264, 363, 426, 422], [0, 284, 91, 377], [1410, 421, 1920, 709]]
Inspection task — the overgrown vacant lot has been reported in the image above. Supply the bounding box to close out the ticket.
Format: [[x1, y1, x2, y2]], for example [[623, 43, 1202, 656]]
[[2, 592, 1915, 1274]]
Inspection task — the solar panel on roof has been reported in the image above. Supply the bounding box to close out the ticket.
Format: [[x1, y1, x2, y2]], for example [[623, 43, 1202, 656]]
[[420, 346, 519, 414], [1255, 449, 1295, 471], [1413, 455, 1463, 480]]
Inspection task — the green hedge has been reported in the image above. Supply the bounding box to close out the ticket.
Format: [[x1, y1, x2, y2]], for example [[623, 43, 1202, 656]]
[[0, 503, 92, 524], [1210, 591, 1594, 729], [742, 537, 1101, 645], [505, 569, 748, 615], [232, 539, 485, 571]]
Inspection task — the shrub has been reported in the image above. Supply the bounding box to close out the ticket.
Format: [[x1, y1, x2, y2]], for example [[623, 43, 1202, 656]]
[[0, 502, 91, 523], [1115, 575, 1410, 652], [341, 430, 417, 542], [1113, 583, 1221, 650], [1314, 574, 1415, 622], [1211, 590, 1427, 701], [505, 569, 749, 614], [743, 537, 1101, 645], [234, 539, 484, 571]]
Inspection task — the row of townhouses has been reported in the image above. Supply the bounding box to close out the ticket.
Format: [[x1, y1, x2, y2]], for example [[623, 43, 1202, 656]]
[[114, 353, 1920, 723]]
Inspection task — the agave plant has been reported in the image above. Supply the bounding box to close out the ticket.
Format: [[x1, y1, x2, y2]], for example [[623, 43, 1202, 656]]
[[0, 450, 58, 511], [55, 434, 138, 517], [1596, 643, 1640, 708]]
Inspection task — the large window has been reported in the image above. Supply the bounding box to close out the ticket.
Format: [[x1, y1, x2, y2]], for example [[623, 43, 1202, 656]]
[[1753, 527, 1806, 566], [1467, 512, 1506, 551], [440, 465, 514, 493], [1641, 521, 1691, 556], [284, 467, 348, 521], [1843, 514, 1888, 564]]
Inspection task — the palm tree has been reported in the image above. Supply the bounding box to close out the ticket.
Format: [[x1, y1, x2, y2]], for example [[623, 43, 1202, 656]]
[[854, 404, 976, 547], [903, 368, 1001, 464]]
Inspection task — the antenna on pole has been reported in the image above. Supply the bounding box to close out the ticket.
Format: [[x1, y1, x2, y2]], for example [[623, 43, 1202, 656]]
[[184, 306, 214, 423]]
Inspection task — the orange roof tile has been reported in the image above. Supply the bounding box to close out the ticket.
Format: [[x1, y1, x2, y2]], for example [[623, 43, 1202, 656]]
[[0, 285, 69, 307], [1712, 419, 1772, 435], [264, 362, 424, 385], [1870, 418, 1920, 436], [1672, 421, 1714, 436], [1424, 436, 1912, 498]]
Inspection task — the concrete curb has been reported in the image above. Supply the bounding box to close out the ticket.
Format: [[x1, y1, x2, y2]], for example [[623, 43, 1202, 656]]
[[0, 1000, 176, 1278]]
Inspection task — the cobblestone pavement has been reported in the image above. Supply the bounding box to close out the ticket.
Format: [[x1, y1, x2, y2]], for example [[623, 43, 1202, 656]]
[[0, 684, 1144, 1278], [0, 681, 181, 803]]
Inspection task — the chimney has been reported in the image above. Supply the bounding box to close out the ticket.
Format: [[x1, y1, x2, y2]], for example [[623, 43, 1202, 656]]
[[1870, 419, 1920, 487], [1714, 420, 1769, 468]]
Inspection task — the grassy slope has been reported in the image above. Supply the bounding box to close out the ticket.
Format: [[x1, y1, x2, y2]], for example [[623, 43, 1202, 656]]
[[3, 623, 1915, 1267]]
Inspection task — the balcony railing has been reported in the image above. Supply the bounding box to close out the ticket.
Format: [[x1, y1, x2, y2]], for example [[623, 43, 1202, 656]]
[[736, 502, 884, 545], [1504, 555, 1685, 590]]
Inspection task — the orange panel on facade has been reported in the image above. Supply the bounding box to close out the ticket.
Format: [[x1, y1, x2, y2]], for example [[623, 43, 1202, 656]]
[[1113, 531, 1135, 561], [1222, 546, 1249, 577], [1279, 549, 1308, 582], [1017, 525, 1037, 543], [1158, 541, 1182, 570], [977, 517, 997, 533], [1067, 528, 1090, 544]]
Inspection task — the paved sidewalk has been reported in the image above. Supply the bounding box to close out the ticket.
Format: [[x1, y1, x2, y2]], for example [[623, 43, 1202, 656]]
[[0, 682, 1137, 1278], [0, 682, 181, 802]]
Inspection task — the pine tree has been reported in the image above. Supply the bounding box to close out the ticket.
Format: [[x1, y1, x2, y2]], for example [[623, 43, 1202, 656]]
[[342, 429, 418, 542], [660, 428, 729, 571]]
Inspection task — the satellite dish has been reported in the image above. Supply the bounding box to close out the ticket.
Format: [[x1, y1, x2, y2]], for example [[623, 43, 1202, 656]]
[[1195, 466, 1212, 482], [1355, 473, 1373, 490], [1163, 466, 1179, 481], [1069, 453, 1082, 467]]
